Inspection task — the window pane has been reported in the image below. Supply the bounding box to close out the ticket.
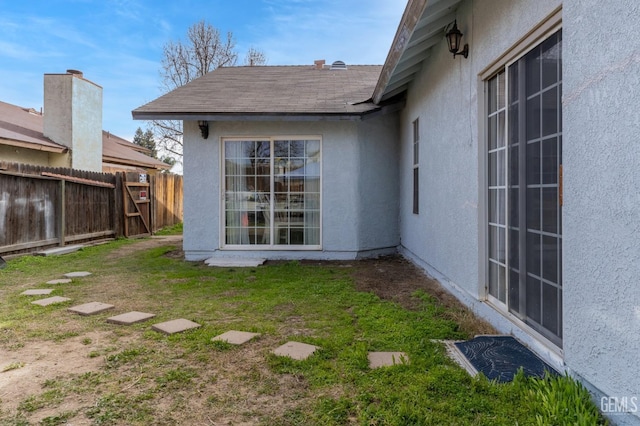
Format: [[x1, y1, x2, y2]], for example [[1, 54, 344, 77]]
[[526, 232, 541, 276], [541, 33, 560, 89], [509, 228, 519, 266], [509, 145, 519, 186], [489, 261, 499, 297], [526, 46, 541, 96], [542, 282, 559, 334], [498, 226, 506, 263], [526, 188, 541, 230], [526, 141, 540, 184], [509, 66, 519, 104], [413, 168, 419, 214], [488, 76, 497, 113], [497, 72, 505, 110], [526, 96, 541, 140], [489, 189, 498, 224], [489, 225, 499, 261], [542, 137, 558, 184], [526, 275, 541, 323], [497, 188, 505, 226], [488, 115, 497, 150], [306, 140, 320, 157], [509, 188, 519, 228], [542, 235, 559, 283], [509, 103, 519, 145], [542, 188, 558, 234], [497, 112, 506, 148], [542, 87, 558, 136], [509, 268, 521, 315]]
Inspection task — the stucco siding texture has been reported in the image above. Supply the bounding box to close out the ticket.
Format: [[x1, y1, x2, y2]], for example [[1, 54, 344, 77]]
[[563, 0, 640, 418], [398, 0, 561, 298], [182, 119, 398, 260], [357, 113, 400, 251], [71, 77, 102, 172]]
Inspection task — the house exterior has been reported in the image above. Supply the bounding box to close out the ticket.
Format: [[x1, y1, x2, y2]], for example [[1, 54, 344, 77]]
[[0, 70, 169, 174], [133, 64, 401, 260], [134, 0, 640, 423]]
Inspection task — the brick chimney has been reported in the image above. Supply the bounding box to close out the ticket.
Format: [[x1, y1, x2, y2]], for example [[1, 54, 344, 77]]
[[314, 59, 325, 70], [43, 70, 103, 172]]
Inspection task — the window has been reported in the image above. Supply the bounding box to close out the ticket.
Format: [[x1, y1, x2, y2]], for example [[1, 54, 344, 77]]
[[486, 29, 562, 346], [412, 118, 419, 215], [223, 137, 321, 248]]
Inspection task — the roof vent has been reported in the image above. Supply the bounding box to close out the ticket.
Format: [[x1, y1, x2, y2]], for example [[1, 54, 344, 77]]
[[330, 60, 347, 70]]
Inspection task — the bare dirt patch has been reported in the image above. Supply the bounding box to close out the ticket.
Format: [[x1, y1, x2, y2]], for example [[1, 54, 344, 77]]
[[0, 332, 106, 413]]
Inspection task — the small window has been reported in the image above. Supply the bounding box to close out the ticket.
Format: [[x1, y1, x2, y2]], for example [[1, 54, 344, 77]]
[[412, 118, 419, 214]]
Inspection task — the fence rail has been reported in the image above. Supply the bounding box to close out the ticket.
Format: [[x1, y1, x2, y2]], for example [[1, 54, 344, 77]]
[[0, 162, 182, 256]]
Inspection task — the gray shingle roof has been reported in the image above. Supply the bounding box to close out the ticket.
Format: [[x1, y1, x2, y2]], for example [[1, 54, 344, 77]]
[[132, 65, 383, 120]]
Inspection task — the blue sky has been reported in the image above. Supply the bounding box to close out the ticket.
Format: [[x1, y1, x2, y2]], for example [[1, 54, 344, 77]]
[[0, 0, 406, 142]]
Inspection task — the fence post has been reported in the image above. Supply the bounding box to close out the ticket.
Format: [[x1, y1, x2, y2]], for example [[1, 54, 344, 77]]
[[59, 179, 66, 247]]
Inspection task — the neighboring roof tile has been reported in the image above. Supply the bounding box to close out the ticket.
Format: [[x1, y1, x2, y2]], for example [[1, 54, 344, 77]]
[[0, 100, 168, 170], [133, 65, 383, 119], [102, 131, 169, 170], [0, 101, 67, 152]]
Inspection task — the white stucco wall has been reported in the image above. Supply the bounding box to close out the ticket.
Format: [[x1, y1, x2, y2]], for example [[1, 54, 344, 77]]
[[182, 116, 399, 261], [399, 0, 562, 298], [357, 113, 400, 254], [399, 0, 640, 422], [563, 0, 640, 423]]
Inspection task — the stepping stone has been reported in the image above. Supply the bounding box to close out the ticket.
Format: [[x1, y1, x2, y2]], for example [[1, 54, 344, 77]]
[[107, 311, 156, 325], [63, 271, 92, 278], [21, 289, 54, 296], [46, 279, 72, 285], [368, 352, 409, 368], [272, 341, 319, 360], [152, 319, 201, 335], [32, 296, 71, 306], [212, 330, 260, 345], [68, 302, 115, 316]]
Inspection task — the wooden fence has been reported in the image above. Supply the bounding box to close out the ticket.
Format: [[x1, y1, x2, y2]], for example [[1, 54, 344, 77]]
[[0, 162, 182, 256]]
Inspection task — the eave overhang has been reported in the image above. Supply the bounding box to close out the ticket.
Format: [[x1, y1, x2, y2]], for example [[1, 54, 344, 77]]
[[373, 0, 463, 104], [0, 137, 68, 154]]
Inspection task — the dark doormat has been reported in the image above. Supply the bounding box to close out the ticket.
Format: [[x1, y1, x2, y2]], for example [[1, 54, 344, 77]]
[[454, 335, 558, 383]]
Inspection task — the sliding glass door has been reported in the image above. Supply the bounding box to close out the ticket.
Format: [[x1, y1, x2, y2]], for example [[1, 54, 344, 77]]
[[487, 30, 563, 346], [223, 137, 321, 248]]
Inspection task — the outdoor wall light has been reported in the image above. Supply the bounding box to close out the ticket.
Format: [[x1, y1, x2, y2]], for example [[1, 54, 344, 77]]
[[198, 120, 209, 139], [445, 20, 469, 59]]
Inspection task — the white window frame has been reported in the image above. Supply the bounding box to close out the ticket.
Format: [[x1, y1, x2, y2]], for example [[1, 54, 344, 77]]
[[412, 118, 420, 215], [220, 135, 322, 251], [478, 7, 563, 350]]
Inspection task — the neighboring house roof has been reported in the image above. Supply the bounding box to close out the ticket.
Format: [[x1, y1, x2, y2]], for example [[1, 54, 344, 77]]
[[132, 65, 385, 121], [0, 101, 67, 153], [0, 100, 169, 170], [102, 131, 170, 170], [374, 0, 463, 103]]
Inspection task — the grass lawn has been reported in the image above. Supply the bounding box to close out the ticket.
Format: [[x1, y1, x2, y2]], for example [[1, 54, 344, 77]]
[[0, 237, 605, 425]]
